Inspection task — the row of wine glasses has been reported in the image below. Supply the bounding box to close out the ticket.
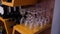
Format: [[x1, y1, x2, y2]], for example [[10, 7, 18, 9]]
[[19, 7, 51, 30]]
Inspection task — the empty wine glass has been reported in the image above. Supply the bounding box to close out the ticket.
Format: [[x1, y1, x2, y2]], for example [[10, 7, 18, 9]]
[[39, 17, 44, 28], [14, 7, 16, 11], [24, 18, 29, 27], [8, 7, 11, 13], [34, 18, 37, 28], [20, 17, 25, 24], [26, 13, 35, 29], [46, 16, 50, 24], [20, 9, 26, 16], [34, 18, 40, 29], [29, 19, 34, 29], [43, 17, 47, 25]]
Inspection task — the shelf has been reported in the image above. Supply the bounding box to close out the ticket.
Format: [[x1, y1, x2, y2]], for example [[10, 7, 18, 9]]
[[12, 24, 51, 34], [2, 0, 37, 7]]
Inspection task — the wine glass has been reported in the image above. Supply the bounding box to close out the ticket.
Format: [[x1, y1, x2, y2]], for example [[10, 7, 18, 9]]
[[20, 17, 24, 24]]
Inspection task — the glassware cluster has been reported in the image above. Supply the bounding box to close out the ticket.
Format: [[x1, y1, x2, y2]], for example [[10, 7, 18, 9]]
[[20, 7, 51, 29]]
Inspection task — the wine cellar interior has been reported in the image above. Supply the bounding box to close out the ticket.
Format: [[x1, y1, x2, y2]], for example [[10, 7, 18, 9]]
[[0, 0, 56, 34]]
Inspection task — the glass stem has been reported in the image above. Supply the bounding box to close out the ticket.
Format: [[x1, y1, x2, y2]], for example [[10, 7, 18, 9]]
[[8, 7, 11, 13], [14, 7, 16, 11]]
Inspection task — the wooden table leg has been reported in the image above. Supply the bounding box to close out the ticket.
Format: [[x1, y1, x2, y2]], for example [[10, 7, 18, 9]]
[[0, 17, 15, 34]]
